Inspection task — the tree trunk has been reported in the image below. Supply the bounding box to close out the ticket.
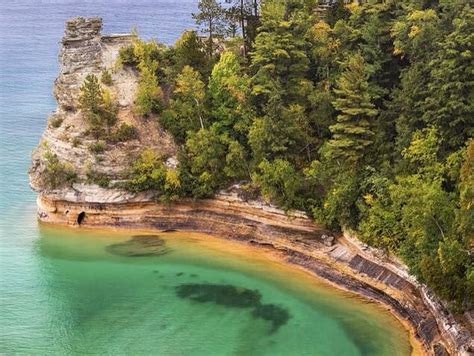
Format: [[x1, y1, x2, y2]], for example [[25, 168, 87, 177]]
[[208, 18, 213, 59], [240, 0, 246, 57]]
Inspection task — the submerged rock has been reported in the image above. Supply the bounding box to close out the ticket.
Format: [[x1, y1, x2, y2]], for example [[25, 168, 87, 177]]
[[106, 235, 170, 257], [175, 283, 290, 332], [252, 304, 290, 332], [176, 283, 262, 308]]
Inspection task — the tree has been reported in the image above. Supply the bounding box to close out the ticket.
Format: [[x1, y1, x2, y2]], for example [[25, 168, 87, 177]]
[[250, 0, 311, 108], [423, 3, 474, 152], [325, 0, 350, 27], [252, 158, 302, 209], [125, 149, 166, 192], [193, 0, 226, 58], [248, 93, 306, 164], [135, 61, 163, 117], [173, 30, 208, 76], [79, 74, 103, 114], [185, 127, 227, 197], [42, 151, 77, 189], [160, 66, 207, 143], [79, 74, 117, 137], [208, 51, 252, 139], [327, 54, 378, 164]]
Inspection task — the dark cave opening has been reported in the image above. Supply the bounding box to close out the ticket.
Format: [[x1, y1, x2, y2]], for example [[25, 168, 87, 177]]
[[77, 211, 86, 225]]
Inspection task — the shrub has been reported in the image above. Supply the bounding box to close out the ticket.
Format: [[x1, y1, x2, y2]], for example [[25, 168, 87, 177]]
[[71, 137, 82, 147], [109, 123, 138, 143], [42, 151, 77, 189], [49, 116, 63, 128], [134, 63, 163, 117], [86, 170, 110, 188], [88, 140, 106, 154], [125, 149, 166, 192], [101, 69, 113, 85], [118, 44, 139, 67]]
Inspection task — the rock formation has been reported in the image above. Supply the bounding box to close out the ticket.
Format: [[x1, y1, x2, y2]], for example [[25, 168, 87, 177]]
[[29, 17, 473, 356], [29, 17, 176, 201]]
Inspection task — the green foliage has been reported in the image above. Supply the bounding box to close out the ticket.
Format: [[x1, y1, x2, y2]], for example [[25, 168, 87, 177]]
[[79, 74, 103, 114], [109, 123, 138, 143], [173, 30, 208, 76], [86, 170, 110, 188], [208, 51, 252, 137], [125, 149, 182, 201], [101, 69, 113, 85], [160, 66, 207, 143], [184, 127, 227, 197], [327, 53, 378, 164], [359, 129, 472, 308], [325, 0, 350, 27], [193, 0, 226, 58], [306, 160, 360, 230], [49, 116, 63, 128], [125, 149, 167, 192], [119, 35, 165, 117], [118, 44, 139, 67], [250, 0, 311, 108], [88, 140, 106, 154], [42, 151, 77, 189], [457, 140, 474, 245], [252, 159, 302, 209], [135, 61, 163, 117], [79, 74, 117, 137]]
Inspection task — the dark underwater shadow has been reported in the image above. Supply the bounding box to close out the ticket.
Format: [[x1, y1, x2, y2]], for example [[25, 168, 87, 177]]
[[175, 283, 290, 333]]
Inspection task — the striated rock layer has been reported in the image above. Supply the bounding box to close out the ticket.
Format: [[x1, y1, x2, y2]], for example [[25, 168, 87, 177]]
[[30, 17, 472, 356]]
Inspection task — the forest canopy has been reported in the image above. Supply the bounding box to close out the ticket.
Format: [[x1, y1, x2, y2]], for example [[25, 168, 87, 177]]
[[117, 0, 473, 311]]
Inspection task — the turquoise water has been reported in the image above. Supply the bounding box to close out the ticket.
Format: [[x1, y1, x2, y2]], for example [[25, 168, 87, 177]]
[[2, 227, 412, 355], [0, 1, 413, 355]]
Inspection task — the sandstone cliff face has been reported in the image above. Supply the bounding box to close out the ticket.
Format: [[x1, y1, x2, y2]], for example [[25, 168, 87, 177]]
[[29, 17, 176, 201]]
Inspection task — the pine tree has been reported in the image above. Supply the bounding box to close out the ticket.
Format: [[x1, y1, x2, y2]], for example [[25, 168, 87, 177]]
[[192, 0, 226, 58], [328, 54, 378, 164], [173, 30, 208, 76], [250, 0, 311, 109]]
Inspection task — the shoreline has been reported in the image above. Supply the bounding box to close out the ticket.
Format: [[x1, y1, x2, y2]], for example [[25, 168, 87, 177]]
[[35, 191, 473, 355], [38, 222, 423, 355]]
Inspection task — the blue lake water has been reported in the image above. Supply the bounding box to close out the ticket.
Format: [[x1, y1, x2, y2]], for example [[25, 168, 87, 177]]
[[0, 2, 414, 354]]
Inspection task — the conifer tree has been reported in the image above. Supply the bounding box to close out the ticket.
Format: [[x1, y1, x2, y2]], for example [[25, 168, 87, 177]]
[[208, 51, 251, 139], [328, 54, 378, 164], [193, 0, 226, 58], [250, 0, 311, 109]]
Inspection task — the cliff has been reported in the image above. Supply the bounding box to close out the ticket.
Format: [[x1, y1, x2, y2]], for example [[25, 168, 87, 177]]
[[29, 17, 176, 200], [29, 17, 473, 356]]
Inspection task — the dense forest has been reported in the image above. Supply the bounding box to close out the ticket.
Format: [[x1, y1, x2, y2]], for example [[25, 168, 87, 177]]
[[78, 0, 473, 311]]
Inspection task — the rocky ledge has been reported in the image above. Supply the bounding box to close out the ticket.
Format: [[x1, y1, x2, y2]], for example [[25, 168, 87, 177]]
[[29, 17, 473, 356]]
